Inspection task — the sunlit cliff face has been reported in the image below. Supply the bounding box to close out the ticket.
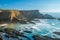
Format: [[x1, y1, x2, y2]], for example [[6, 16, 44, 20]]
[[0, 10, 27, 22], [10, 10, 27, 22], [10, 10, 20, 21]]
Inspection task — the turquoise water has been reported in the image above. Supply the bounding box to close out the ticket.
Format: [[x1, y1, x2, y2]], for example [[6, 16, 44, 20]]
[[1, 19, 60, 40], [12, 19, 60, 39]]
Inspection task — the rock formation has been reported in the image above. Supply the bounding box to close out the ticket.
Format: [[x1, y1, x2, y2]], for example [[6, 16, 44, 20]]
[[0, 9, 55, 22], [43, 14, 55, 19]]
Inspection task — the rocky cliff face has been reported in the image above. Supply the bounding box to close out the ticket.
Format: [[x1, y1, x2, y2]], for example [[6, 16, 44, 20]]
[[0, 10, 10, 21], [0, 9, 55, 22], [20, 10, 44, 19]]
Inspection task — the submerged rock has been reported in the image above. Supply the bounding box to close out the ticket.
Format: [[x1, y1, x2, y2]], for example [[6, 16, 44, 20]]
[[32, 35, 45, 40], [24, 30, 32, 33], [53, 32, 60, 35]]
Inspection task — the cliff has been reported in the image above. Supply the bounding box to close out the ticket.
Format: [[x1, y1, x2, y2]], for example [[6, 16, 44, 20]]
[[20, 10, 44, 19], [0, 9, 55, 22]]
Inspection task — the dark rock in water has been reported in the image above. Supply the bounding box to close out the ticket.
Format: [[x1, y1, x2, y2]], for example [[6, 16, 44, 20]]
[[29, 21, 35, 24], [0, 38, 3, 40], [0, 27, 5, 32], [0, 29, 4, 32], [58, 18, 60, 20], [0, 27, 31, 40], [33, 19, 40, 21], [4, 28, 30, 40], [32, 35, 60, 40], [12, 18, 27, 24], [43, 36, 60, 40], [53, 32, 60, 35], [32, 35, 46, 40], [19, 20, 27, 24], [4, 28, 23, 36], [4, 34, 10, 38], [24, 31, 32, 33]]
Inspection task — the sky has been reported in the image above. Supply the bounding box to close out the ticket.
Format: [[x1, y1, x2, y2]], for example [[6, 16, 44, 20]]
[[0, 0, 60, 12]]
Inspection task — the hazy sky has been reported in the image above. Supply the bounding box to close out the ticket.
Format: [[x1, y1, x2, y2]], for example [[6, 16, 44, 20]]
[[0, 0, 60, 12]]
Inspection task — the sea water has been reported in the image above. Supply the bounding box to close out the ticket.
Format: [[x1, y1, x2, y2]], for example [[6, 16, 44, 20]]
[[1, 19, 60, 40], [11, 19, 60, 40]]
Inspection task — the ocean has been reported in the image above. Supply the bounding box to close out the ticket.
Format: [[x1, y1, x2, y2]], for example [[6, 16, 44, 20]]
[[1, 19, 60, 40]]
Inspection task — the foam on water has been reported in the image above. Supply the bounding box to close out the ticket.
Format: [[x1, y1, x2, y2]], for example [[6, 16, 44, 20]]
[[33, 19, 60, 38], [13, 19, 60, 39]]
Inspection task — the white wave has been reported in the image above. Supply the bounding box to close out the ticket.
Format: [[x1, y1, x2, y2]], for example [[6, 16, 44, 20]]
[[29, 20, 60, 38], [0, 24, 8, 27]]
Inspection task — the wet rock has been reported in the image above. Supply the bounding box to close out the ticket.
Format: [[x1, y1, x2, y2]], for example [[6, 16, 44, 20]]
[[0, 38, 3, 40], [29, 21, 35, 24], [53, 32, 60, 35], [32, 35, 60, 40], [24, 31, 32, 33], [4, 28, 30, 40], [43, 36, 60, 40], [4, 34, 10, 38], [32, 35, 45, 40], [0, 26, 5, 32]]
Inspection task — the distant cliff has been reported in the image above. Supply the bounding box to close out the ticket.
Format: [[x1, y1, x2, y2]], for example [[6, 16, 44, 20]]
[[43, 14, 55, 19], [20, 10, 44, 19], [0, 9, 55, 22]]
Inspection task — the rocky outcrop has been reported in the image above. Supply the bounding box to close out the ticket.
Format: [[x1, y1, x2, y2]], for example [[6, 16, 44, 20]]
[[0, 28, 30, 40], [43, 14, 55, 19], [53, 32, 60, 35]]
